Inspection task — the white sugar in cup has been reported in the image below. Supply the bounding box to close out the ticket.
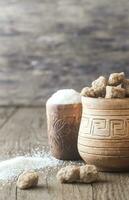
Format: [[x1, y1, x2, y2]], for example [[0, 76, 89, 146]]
[[46, 89, 82, 160], [46, 89, 82, 105]]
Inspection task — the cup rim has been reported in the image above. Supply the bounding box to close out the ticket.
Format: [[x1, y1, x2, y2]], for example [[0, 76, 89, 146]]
[[81, 96, 129, 110]]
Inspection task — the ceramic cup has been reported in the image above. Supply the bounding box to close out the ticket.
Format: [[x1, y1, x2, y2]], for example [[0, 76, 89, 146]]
[[46, 103, 82, 160], [78, 96, 129, 171]]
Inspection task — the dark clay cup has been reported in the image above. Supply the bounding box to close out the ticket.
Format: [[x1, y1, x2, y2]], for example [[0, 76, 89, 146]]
[[46, 103, 82, 160]]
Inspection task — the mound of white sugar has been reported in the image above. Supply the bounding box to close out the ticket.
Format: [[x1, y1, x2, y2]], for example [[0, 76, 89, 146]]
[[47, 89, 81, 105], [0, 152, 63, 182], [0, 151, 83, 183]]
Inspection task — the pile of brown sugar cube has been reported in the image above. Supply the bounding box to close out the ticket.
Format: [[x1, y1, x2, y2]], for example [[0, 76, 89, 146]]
[[81, 72, 129, 99]]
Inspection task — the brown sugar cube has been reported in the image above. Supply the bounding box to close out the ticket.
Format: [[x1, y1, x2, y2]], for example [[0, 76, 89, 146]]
[[122, 79, 129, 97], [105, 86, 126, 99], [117, 84, 122, 88], [108, 72, 125, 86], [79, 165, 98, 183], [17, 171, 39, 190], [56, 165, 80, 183], [80, 87, 96, 98], [57, 165, 99, 184], [92, 76, 107, 97]]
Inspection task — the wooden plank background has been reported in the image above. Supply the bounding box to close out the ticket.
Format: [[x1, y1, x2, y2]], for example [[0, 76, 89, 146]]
[[0, 0, 129, 105]]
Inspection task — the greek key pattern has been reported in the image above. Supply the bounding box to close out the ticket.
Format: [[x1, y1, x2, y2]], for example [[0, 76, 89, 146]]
[[80, 116, 129, 139]]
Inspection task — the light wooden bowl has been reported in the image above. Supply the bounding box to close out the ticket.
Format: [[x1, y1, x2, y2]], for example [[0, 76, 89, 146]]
[[78, 97, 129, 171]]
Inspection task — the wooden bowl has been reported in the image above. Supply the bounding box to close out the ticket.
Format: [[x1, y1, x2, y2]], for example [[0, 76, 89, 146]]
[[78, 97, 129, 171], [46, 103, 82, 160]]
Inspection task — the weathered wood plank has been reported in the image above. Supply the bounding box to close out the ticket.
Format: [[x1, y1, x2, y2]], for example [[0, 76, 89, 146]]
[[93, 172, 129, 200], [0, 107, 47, 156], [0, 107, 17, 158], [0, 107, 16, 128], [0, 182, 16, 200], [46, 175, 92, 200], [0, 0, 129, 105]]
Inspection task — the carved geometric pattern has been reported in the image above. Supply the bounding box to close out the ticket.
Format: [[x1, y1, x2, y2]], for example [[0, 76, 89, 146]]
[[80, 116, 129, 139], [79, 117, 90, 134], [110, 119, 129, 138], [91, 119, 110, 137]]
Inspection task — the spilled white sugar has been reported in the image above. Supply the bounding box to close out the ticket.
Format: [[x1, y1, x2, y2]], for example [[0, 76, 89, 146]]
[[0, 151, 83, 183], [0, 152, 63, 182], [47, 89, 81, 105]]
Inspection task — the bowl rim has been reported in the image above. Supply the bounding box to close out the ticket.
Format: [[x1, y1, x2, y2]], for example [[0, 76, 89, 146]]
[[81, 96, 129, 110]]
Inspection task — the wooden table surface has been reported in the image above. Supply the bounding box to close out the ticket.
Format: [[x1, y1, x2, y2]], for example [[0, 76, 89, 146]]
[[0, 106, 128, 200]]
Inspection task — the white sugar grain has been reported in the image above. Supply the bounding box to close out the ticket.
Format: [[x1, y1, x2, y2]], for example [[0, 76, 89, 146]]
[[46, 89, 81, 105]]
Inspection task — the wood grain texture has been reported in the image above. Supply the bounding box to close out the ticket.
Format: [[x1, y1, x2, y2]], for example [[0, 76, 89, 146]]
[[46, 175, 92, 200], [0, 0, 129, 105], [0, 107, 16, 128], [0, 107, 47, 157], [0, 183, 16, 200], [92, 172, 129, 200]]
